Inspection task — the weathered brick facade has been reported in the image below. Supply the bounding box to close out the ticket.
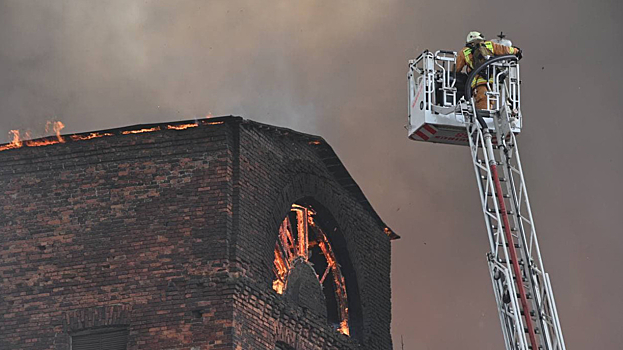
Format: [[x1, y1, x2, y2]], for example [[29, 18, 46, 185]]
[[0, 117, 396, 350]]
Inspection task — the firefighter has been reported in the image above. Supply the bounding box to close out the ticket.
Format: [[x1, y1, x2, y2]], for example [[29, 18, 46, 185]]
[[455, 31, 522, 110]]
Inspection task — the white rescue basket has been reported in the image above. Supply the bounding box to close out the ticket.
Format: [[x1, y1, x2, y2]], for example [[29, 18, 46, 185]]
[[407, 50, 522, 146]]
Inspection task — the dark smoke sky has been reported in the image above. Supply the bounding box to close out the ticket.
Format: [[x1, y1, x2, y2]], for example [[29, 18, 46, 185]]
[[1, 1, 622, 348]]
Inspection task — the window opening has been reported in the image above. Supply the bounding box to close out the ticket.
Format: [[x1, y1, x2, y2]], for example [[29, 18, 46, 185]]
[[272, 203, 350, 336]]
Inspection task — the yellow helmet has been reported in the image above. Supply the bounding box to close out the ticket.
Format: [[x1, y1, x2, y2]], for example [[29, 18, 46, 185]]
[[466, 31, 485, 43]]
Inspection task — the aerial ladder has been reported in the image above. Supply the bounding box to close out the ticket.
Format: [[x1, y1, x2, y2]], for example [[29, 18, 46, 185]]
[[406, 41, 566, 350]]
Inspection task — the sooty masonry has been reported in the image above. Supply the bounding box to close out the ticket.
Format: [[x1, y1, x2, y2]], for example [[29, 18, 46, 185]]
[[0, 116, 397, 350]]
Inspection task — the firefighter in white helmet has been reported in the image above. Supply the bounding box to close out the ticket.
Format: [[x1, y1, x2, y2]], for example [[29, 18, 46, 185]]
[[455, 31, 522, 110]]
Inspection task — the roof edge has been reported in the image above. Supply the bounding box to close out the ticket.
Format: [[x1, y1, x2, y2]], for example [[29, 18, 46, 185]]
[[241, 119, 399, 240], [0, 116, 398, 240], [0, 116, 241, 151]]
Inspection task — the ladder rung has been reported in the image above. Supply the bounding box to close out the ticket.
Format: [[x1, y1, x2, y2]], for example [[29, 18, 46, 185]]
[[480, 175, 508, 182], [498, 258, 524, 265], [476, 159, 503, 166], [491, 225, 518, 232], [521, 310, 536, 317], [487, 208, 514, 215], [487, 192, 510, 198], [497, 242, 521, 248]]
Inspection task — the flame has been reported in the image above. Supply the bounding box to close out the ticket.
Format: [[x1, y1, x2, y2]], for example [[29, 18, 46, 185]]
[[0, 130, 22, 151], [0, 121, 66, 150], [272, 246, 288, 294], [316, 225, 350, 336], [25, 139, 62, 147], [294, 207, 309, 260], [53, 121, 65, 141], [309, 140, 321, 145], [1, 119, 226, 152], [273, 214, 296, 295], [10, 130, 22, 146], [121, 127, 160, 135], [46, 121, 65, 142], [272, 204, 350, 336], [22, 121, 65, 147], [339, 318, 350, 336], [272, 279, 286, 295], [166, 123, 198, 130], [70, 132, 114, 141]]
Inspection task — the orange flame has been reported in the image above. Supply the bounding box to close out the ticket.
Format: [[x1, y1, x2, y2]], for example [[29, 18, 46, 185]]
[[54, 121, 65, 142], [273, 278, 286, 295], [0, 121, 67, 150], [272, 243, 289, 295], [166, 123, 198, 130], [46, 121, 65, 142], [272, 204, 350, 336], [70, 132, 113, 141], [25, 139, 63, 147], [316, 225, 350, 336], [0, 130, 22, 151], [339, 318, 350, 336], [1, 118, 226, 152], [121, 127, 160, 135]]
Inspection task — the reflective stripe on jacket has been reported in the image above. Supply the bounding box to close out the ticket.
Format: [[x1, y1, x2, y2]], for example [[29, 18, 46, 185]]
[[457, 41, 519, 87], [463, 41, 495, 69]]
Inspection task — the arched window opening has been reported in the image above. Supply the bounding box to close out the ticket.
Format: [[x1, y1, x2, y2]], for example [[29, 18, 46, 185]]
[[272, 203, 350, 336]]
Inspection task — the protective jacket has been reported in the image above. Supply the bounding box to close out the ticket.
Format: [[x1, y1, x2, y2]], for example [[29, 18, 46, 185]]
[[455, 40, 520, 88]]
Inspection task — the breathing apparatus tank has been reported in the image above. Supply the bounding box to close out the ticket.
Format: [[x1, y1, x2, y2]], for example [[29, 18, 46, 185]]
[[490, 32, 513, 47]]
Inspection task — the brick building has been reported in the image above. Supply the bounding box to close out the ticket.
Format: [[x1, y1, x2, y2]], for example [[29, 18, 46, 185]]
[[0, 117, 397, 350]]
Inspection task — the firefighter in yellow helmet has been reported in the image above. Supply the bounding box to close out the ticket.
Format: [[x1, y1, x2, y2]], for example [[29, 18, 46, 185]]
[[455, 31, 522, 110]]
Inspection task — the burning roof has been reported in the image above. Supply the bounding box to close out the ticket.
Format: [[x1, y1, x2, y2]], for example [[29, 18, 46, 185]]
[[0, 116, 398, 239], [0, 119, 224, 152]]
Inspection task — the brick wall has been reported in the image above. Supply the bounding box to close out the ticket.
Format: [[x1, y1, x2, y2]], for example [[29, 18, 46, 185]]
[[0, 117, 393, 350], [229, 121, 392, 350]]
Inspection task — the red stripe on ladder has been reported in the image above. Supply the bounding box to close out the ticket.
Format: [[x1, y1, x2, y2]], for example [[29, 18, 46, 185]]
[[490, 163, 541, 349], [415, 130, 429, 141], [423, 124, 437, 135]]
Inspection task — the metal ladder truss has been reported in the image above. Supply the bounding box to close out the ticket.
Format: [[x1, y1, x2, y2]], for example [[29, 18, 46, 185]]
[[460, 94, 566, 350]]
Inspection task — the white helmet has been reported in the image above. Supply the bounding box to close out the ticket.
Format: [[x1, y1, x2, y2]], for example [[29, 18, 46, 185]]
[[466, 31, 485, 43]]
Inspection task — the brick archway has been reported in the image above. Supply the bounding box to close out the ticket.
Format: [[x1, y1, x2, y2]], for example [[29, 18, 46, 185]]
[[265, 171, 365, 340]]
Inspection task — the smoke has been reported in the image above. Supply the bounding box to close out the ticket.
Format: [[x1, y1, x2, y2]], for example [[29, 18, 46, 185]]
[[1, 0, 622, 348], [0, 1, 393, 138]]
